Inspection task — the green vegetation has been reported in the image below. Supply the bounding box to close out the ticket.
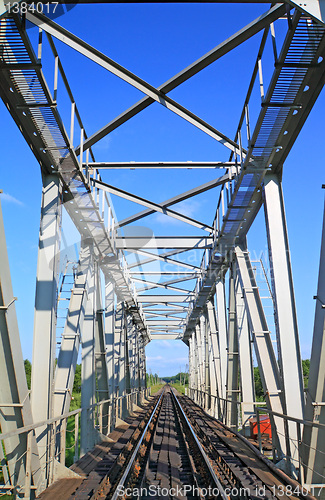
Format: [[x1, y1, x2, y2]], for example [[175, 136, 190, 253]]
[[149, 383, 165, 395], [163, 371, 189, 386], [24, 359, 32, 390], [169, 382, 187, 394], [302, 359, 310, 388]]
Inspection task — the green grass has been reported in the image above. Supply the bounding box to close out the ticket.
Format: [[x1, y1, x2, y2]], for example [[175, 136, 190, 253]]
[[169, 382, 188, 394], [149, 383, 165, 394], [65, 392, 81, 467]]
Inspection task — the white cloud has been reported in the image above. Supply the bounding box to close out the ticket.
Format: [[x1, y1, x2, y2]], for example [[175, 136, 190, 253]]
[[94, 136, 112, 151], [153, 199, 201, 225], [0, 192, 24, 206]]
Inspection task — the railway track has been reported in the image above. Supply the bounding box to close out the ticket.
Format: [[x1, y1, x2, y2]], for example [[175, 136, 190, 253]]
[[70, 387, 314, 500]]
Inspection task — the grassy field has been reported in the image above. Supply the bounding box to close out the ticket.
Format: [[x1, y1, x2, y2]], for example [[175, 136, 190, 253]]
[[149, 383, 165, 394], [169, 382, 188, 395]]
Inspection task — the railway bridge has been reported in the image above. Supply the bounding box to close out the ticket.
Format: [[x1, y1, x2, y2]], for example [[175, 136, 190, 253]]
[[0, 0, 325, 497]]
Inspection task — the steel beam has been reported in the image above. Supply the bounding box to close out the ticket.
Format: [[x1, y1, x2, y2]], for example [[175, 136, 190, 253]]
[[84, 161, 236, 169], [264, 173, 304, 461], [235, 275, 255, 433], [137, 295, 193, 303], [150, 334, 181, 340], [80, 245, 96, 456], [235, 243, 285, 456], [105, 279, 115, 401], [128, 248, 199, 271], [207, 299, 224, 419], [215, 280, 228, 401], [0, 195, 42, 494], [91, 178, 213, 232], [302, 196, 325, 487], [226, 261, 239, 429], [116, 236, 213, 249], [27, 11, 241, 156], [119, 173, 232, 227], [53, 242, 93, 417], [94, 266, 110, 436], [31, 174, 61, 481], [67, 4, 285, 154]]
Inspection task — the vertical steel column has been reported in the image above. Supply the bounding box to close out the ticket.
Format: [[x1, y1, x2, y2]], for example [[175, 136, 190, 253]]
[[302, 195, 325, 488], [235, 275, 255, 434], [264, 174, 305, 449], [80, 246, 96, 456], [235, 242, 285, 455], [203, 308, 211, 410], [216, 278, 228, 401], [121, 314, 131, 417], [207, 299, 223, 419], [94, 267, 110, 436], [31, 174, 61, 480], [188, 335, 193, 393], [105, 279, 115, 401], [226, 260, 239, 429], [114, 299, 124, 416], [0, 195, 42, 495], [195, 324, 203, 401], [53, 241, 93, 418]]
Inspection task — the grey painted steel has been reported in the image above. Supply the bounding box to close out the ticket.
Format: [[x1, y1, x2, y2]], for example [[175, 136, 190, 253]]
[[71, 4, 285, 154], [27, 11, 242, 156], [226, 261, 239, 429], [119, 173, 232, 228], [91, 178, 213, 232], [94, 267, 110, 435], [302, 196, 325, 488], [85, 161, 236, 169], [235, 275, 255, 431], [207, 299, 223, 418], [31, 174, 61, 482], [80, 246, 96, 456], [137, 295, 193, 303], [235, 243, 285, 455], [215, 280, 228, 400], [53, 243, 93, 418], [264, 173, 304, 461], [1, 3, 325, 492], [116, 236, 213, 250], [183, 11, 325, 340], [105, 279, 115, 400], [0, 196, 42, 495]]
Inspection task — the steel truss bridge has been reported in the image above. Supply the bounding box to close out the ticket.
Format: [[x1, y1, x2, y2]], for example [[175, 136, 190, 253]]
[[0, 0, 325, 497]]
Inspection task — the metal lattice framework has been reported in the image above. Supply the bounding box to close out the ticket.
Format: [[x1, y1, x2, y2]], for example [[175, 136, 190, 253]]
[[0, 1, 325, 497]]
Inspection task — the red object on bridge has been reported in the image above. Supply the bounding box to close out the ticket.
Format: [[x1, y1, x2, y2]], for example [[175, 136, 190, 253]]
[[249, 415, 272, 440]]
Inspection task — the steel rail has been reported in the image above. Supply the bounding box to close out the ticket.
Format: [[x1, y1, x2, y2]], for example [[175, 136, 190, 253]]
[[110, 390, 165, 500], [171, 389, 230, 500]]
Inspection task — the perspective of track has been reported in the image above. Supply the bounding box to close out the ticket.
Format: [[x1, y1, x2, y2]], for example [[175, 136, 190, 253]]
[[38, 387, 314, 500]]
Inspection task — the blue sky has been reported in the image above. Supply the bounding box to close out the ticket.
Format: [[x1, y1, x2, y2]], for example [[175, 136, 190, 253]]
[[1, 2, 324, 377]]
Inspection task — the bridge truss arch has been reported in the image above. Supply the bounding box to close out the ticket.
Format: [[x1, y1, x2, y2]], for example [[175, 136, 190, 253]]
[[0, 1, 325, 496]]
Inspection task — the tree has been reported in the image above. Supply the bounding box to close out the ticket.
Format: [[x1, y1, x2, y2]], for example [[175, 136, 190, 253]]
[[24, 359, 31, 390], [302, 359, 310, 388], [254, 367, 264, 401], [73, 364, 81, 393]]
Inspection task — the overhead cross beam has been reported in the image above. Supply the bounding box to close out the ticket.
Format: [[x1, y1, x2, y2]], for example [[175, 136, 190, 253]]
[[91, 178, 213, 232], [119, 173, 232, 227], [26, 5, 285, 155], [84, 161, 236, 169], [127, 248, 200, 270], [116, 236, 213, 250], [27, 11, 242, 156]]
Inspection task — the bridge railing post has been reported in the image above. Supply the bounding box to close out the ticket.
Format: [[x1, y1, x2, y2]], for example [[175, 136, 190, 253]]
[[74, 414, 79, 463], [24, 430, 33, 500]]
